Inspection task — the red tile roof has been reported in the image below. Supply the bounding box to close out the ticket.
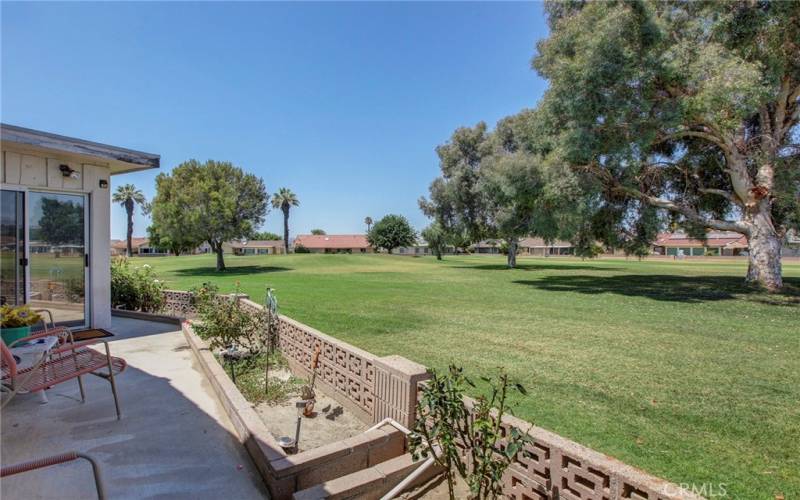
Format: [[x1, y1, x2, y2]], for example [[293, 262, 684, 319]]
[[111, 237, 149, 249], [294, 234, 370, 249], [654, 231, 747, 248]]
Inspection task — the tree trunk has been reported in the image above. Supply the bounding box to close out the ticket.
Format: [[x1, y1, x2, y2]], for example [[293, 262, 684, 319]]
[[745, 211, 782, 291], [125, 201, 134, 258], [214, 244, 226, 272], [283, 207, 290, 254], [436, 249, 442, 260], [506, 238, 518, 268]]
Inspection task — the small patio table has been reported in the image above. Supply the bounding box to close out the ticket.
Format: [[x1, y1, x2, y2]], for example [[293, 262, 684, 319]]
[[7, 336, 59, 403]]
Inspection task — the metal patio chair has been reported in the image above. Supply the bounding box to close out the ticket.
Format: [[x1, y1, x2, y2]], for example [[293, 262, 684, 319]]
[[1, 451, 106, 500], [1, 338, 126, 419]]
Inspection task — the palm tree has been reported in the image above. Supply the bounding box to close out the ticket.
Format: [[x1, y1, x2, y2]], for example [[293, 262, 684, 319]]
[[365, 216, 373, 233], [271, 188, 299, 253], [112, 184, 147, 257]]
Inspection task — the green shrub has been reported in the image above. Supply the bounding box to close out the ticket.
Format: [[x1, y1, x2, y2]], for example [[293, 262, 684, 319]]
[[410, 365, 531, 499], [188, 282, 220, 310], [110, 257, 165, 312], [294, 244, 310, 253], [191, 284, 263, 353]]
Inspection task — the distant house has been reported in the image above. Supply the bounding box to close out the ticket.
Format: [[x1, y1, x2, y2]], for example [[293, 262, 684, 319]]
[[785, 230, 800, 257], [293, 234, 372, 254], [652, 231, 748, 257], [230, 240, 285, 255], [470, 239, 503, 254], [396, 238, 457, 256], [110, 237, 168, 256], [194, 241, 234, 255], [518, 237, 574, 256]]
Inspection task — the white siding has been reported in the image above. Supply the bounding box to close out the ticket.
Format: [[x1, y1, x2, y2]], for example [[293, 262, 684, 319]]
[[1, 150, 113, 329]]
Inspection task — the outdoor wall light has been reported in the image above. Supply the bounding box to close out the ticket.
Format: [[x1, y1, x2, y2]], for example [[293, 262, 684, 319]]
[[59, 164, 81, 180]]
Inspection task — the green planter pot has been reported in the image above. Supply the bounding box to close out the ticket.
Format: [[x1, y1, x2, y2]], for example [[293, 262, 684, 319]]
[[1, 326, 31, 346]]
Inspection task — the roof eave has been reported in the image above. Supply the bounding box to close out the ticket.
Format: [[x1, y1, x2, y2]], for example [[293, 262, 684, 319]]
[[1, 123, 160, 174]]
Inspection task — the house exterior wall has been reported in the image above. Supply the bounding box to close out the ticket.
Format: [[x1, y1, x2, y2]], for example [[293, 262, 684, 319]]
[[395, 246, 430, 255], [520, 246, 574, 256], [234, 246, 281, 255], [305, 247, 371, 254], [1, 148, 112, 329]]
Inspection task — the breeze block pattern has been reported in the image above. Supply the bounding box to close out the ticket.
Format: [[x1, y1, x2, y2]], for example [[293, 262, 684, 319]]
[[162, 290, 702, 500], [161, 289, 198, 317]]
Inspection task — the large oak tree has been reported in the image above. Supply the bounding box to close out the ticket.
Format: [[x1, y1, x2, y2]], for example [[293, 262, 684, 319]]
[[534, 0, 799, 290]]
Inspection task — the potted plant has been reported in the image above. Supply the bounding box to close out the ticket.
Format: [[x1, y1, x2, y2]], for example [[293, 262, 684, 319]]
[[1, 305, 43, 345]]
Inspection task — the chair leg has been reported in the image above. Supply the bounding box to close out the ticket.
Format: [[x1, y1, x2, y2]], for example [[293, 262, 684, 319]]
[[77, 375, 86, 403], [103, 344, 122, 420], [76, 452, 106, 500]]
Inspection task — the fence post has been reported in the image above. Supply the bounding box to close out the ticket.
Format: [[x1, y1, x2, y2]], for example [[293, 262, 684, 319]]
[[372, 355, 430, 429]]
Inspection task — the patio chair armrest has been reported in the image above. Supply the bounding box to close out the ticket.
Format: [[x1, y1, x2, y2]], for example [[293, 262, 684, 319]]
[[8, 327, 71, 348], [0, 451, 106, 500], [1, 451, 79, 477], [51, 339, 107, 354], [32, 309, 56, 330]]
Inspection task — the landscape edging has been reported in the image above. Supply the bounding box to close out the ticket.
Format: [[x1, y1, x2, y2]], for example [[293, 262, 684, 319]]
[[111, 308, 182, 324], [181, 321, 295, 498]]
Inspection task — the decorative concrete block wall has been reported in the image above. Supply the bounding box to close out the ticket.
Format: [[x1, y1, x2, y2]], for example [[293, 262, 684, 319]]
[[372, 355, 428, 429], [162, 289, 198, 317], [273, 310, 378, 423], [164, 290, 701, 500], [237, 298, 427, 427]]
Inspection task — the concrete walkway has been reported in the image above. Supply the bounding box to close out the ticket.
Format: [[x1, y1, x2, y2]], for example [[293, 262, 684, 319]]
[[1, 316, 267, 499]]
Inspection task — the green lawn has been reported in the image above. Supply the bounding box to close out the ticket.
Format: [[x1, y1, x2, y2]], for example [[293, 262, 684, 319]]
[[132, 253, 800, 499]]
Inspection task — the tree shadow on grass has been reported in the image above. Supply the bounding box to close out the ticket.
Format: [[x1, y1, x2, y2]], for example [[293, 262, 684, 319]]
[[451, 263, 622, 272], [172, 265, 292, 277], [514, 274, 800, 304]]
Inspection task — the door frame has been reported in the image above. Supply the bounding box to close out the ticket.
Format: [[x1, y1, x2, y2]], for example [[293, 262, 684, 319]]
[[1, 188, 27, 306], [2, 187, 91, 328]]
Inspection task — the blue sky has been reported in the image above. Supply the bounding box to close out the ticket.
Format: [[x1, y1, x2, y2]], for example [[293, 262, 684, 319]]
[[1, 2, 549, 240]]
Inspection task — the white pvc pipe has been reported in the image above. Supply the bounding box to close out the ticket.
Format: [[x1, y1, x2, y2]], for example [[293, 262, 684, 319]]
[[368, 417, 411, 436], [380, 456, 436, 500], [369, 418, 441, 500]]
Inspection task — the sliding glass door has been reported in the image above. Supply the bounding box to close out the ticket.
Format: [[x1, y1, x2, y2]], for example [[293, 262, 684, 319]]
[[1, 190, 25, 306], [0, 190, 89, 327], [28, 191, 88, 327]]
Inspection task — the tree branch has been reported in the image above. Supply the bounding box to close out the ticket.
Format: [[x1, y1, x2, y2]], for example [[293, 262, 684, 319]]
[[663, 129, 731, 153], [771, 78, 791, 145], [617, 185, 749, 234], [698, 187, 739, 204]]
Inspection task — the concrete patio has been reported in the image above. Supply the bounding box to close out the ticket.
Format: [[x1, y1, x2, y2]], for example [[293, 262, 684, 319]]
[[1, 316, 267, 499]]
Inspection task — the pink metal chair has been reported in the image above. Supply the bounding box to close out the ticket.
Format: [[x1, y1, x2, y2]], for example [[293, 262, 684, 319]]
[[1, 339, 126, 419], [7, 316, 86, 402], [1, 451, 106, 499]]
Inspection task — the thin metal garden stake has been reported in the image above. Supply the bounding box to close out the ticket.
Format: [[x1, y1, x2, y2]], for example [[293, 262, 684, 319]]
[[263, 287, 278, 396], [294, 416, 302, 451], [294, 400, 306, 451]]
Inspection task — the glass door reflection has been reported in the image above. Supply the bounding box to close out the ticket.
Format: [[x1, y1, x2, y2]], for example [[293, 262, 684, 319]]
[[28, 192, 87, 327], [1, 190, 25, 306]]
